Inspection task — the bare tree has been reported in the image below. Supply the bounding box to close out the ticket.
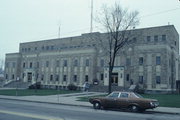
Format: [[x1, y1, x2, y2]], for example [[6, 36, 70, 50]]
[[98, 3, 139, 94]]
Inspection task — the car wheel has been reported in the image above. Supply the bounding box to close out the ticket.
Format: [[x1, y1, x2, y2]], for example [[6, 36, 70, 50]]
[[93, 102, 101, 109], [130, 105, 139, 112]]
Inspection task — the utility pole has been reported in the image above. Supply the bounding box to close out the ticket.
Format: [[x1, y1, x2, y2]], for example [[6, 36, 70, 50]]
[[90, 0, 93, 33]]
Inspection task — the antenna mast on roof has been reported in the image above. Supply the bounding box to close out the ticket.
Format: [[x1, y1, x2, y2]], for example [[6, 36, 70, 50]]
[[90, 0, 93, 33], [58, 25, 61, 38]]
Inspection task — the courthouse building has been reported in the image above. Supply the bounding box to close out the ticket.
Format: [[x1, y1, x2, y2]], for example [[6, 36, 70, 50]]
[[4, 25, 180, 92]]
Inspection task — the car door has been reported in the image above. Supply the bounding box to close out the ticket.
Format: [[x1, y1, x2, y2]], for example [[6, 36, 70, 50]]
[[104, 92, 120, 108], [117, 92, 129, 108]]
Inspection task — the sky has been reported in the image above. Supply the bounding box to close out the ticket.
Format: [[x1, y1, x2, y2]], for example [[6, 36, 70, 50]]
[[0, 0, 180, 62]]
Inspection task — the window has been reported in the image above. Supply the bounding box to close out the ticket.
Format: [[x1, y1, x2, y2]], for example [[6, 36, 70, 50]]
[[6, 62, 9, 68], [120, 93, 129, 98], [35, 47, 37, 50], [126, 58, 131, 66], [139, 76, 143, 84], [12, 74, 15, 79], [126, 74, 129, 81], [36, 73, 39, 80], [56, 60, 60, 67], [23, 62, 25, 68], [46, 46, 49, 50], [120, 73, 123, 78], [162, 35, 166, 41], [156, 56, 161, 65], [6, 74, 8, 79], [28, 48, 31, 51], [22, 48, 24, 52], [85, 75, 88, 82], [100, 59, 104, 67], [133, 37, 137, 42], [108, 92, 119, 98], [41, 75, 44, 81], [156, 76, 161, 84], [37, 62, 39, 68], [85, 59, 89, 66], [147, 36, 151, 42], [50, 75, 53, 81], [63, 60, 67, 67], [139, 57, 143, 65], [56, 75, 59, 81], [51, 46, 54, 50], [22, 73, 25, 79], [63, 75, 67, 82], [42, 46, 44, 50], [100, 74, 104, 81], [74, 60, 78, 67], [154, 35, 158, 42], [175, 41, 177, 46], [46, 61, 49, 67], [30, 62, 33, 68], [74, 75, 77, 82], [13, 62, 16, 68], [105, 73, 107, 78]]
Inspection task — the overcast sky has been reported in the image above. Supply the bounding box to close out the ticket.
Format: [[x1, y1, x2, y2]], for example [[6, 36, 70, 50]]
[[0, 0, 180, 61]]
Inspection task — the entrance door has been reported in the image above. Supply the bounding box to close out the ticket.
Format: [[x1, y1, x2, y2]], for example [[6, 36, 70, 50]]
[[111, 73, 118, 86], [27, 72, 32, 82]]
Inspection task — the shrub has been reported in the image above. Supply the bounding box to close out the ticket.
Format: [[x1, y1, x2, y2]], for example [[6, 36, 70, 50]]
[[67, 84, 78, 91]]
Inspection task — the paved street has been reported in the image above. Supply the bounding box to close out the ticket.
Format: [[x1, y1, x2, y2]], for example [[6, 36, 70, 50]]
[[1, 92, 180, 115], [0, 99, 180, 120]]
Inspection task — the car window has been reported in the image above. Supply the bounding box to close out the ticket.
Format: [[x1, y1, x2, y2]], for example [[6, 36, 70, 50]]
[[133, 93, 143, 98], [107, 92, 119, 98], [120, 93, 129, 98]]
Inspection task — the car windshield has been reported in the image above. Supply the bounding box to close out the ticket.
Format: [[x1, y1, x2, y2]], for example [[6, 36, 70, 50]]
[[107, 92, 119, 98], [134, 93, 143, 98]]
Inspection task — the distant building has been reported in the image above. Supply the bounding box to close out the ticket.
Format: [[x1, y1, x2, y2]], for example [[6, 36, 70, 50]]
[[4, 25, 180, 92]]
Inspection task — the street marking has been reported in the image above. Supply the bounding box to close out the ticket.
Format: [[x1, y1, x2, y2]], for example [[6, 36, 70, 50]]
[[0, 110, 64, 120]]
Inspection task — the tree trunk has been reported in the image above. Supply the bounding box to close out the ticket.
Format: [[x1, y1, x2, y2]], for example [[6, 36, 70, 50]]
[[108, 65, 113, 94]]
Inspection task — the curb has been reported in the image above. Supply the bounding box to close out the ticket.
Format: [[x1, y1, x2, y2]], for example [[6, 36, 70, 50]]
[[0, 97, 91, 108], [0, 97, 180, 115]]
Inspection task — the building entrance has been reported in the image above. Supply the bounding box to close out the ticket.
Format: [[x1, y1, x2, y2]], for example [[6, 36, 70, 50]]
[[176, 80, 180, 94], [27, 72, 32, 82], [104, 66, 124, 87], [111, 73, 118, 86]]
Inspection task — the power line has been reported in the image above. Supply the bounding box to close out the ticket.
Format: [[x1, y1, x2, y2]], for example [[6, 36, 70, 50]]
[[36, 7, 180, 40], [61, 7, 180, 36], [140, 7, 180, 18]]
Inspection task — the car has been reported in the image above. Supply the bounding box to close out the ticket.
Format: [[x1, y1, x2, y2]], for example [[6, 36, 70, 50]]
[[89, 91, 159, 112]]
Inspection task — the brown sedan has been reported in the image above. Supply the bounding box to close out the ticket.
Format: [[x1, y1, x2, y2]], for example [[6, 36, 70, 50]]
[[89, 91, 159, 112]]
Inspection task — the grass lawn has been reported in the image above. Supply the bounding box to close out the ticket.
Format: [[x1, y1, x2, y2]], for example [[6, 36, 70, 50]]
[[77, 94, 180, 108], [77, 94, 107, 102], [0, 89, 80, 96], [142, 94, 180, 108]]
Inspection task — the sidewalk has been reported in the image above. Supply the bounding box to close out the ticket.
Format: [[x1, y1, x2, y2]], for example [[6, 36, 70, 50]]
[[0, 92, 180, 115]]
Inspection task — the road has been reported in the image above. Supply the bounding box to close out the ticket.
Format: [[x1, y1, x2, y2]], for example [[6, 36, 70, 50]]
[[0, 99, 179, 120]]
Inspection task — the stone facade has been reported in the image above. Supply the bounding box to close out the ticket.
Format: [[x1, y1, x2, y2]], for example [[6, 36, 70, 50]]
[[4, 25, 180, 91]]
